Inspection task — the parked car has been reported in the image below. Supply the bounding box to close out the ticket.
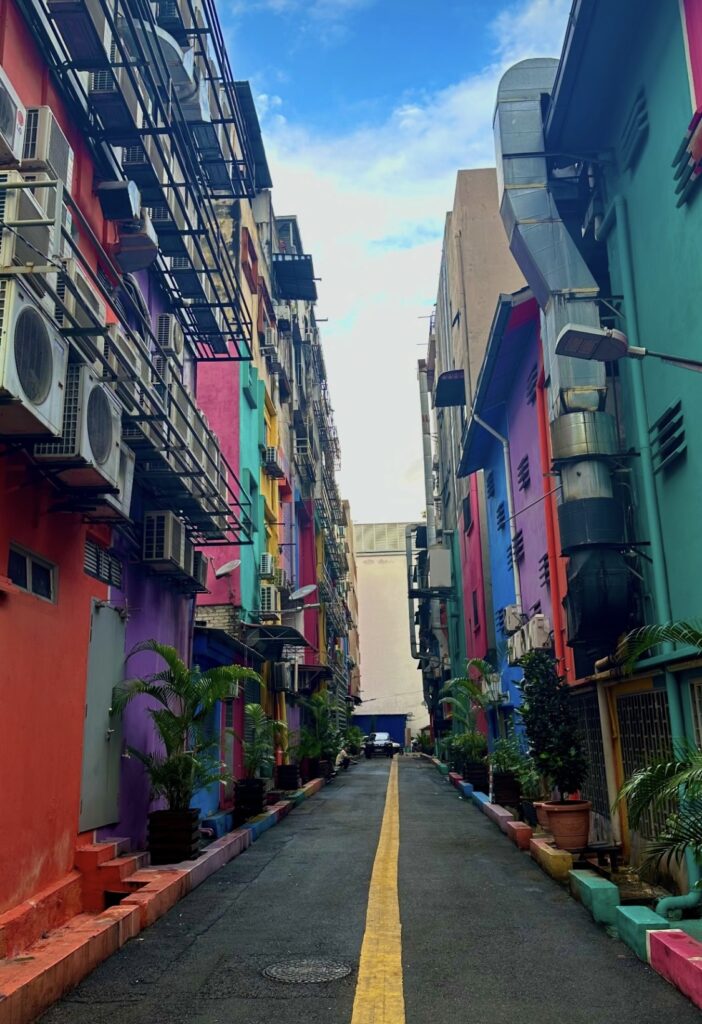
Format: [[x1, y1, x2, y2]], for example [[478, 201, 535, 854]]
[[364, 732, 401, 758]]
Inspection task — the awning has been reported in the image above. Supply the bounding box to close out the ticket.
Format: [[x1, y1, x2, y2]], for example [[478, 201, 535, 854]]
[[241, 623, 312, 659], [193, 626, 264, 667], [434, 369, 466, 408], [272, 253, 318, 301], [297, 662, 333, 690], [233, 81, 273, 190]]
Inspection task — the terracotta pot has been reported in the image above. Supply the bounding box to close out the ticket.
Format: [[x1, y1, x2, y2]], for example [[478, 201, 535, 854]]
[[534, 802, 550, 829], [545, 800, 592, 851]]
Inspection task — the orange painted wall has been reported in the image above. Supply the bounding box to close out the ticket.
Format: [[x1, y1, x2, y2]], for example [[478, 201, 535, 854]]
[[0, 1, 116, 913], [0, 458, 109, 914]]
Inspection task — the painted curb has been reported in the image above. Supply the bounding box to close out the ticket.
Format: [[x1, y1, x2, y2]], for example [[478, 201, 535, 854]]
[[529, 837, 573, 882], [458, 781, 474, 799], [505, 820, 532, 850], [471, 790, 490, 810], [615, 905, 670, 962], [0, 778, 326, 1024], [483, 803, 514, 834], [568, 869, 620, 926], [649, 929, 702, 1008]]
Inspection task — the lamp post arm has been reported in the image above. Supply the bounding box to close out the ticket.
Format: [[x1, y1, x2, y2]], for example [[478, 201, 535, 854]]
[[645, 348, 702, 373]]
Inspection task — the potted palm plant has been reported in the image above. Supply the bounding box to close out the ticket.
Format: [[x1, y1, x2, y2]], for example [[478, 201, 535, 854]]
[[298, 691, 342, 781], [440, 661, 490, 790], [489, 734, 524, 807], [518, 650, 590, 850], [234, 703, 287, 819], [114, 640, 260, 864]]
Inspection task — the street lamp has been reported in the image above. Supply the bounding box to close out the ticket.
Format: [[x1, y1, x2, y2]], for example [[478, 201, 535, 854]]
[[556, 323, 702, 373]]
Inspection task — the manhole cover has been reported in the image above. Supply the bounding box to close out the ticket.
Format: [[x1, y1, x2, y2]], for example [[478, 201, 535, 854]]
[[262, 958, 352, 984]]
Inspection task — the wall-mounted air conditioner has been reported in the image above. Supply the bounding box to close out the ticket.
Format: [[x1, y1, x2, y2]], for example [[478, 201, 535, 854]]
[[21, 107, 75, 190], [100, 441, 136, 520], [192, 550, 208, 590], [113, 211, 158, 273], [0, 67, 26, 164], [47, 0, 113, 71], [54, 257, 106, 334], [102, 323, 148, 411], [507, 628, 527, 666], [504, 604, 523, 636], [0, 170, 56, 271], [272, 661, 292, 692], [263, 445, 283, 477], [156, 312, 185, 363], [89, 41, 146, 137], [259, 552, 275, 579], [260, 583, 281, 618], [150, 353, 173, 409], [143, 510, 186, 571], [0, 278, 68, 435], [525, 614, 552, 652], [34, 364, 122, 489], [260, 326, 277, 355], [274, 567, 290, 591]]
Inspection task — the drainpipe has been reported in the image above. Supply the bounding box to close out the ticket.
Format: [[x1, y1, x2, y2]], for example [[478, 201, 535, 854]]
[[406, 524, 421, 661], [471, 411, 522, 612], [596, 195, 699, 912], [418, 360, 448, 663]]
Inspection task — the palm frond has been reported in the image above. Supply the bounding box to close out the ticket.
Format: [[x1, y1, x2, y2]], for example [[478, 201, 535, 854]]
[[640, 806, 702, 868], [112, 677, 172, 714], [615, 620, 702, 673], [128, 639, 188, 678]]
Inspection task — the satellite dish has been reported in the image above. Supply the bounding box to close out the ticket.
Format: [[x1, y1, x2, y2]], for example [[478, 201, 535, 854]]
[[214, 559, 241, 579], [290, 584, 317, 602]]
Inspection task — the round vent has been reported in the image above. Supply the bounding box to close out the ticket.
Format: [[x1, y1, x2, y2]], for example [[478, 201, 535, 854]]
[[14, 306, 53, 404], [86, 385, 113, 466]]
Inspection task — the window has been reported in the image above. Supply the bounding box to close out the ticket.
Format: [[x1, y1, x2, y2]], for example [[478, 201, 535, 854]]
[[8, 545, 56, 601]]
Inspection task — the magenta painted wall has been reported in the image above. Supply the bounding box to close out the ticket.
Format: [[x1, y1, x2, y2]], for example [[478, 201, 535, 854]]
[[506, 335, 551, 625], [459, 478, 490, 660], [196, 359, 242, 607]]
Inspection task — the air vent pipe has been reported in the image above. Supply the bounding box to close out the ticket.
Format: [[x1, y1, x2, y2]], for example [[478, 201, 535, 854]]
[[494, 58, 631, 658]]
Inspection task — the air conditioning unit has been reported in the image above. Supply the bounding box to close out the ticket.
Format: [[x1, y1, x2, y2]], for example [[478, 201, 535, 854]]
[[507, 628, 527, 666], [21, 107, 75, 190], [504, 604, 523, 636], [156, 312, 185, 363], [525, 614, 552, 652], [54, 257, 106, 334], [89, 41, 146, 138], [260, 583, 281, 618], [150, 353, 172, 409], [182, 537, 195, 579], [143, 510, 186, 571], [0, 277, 68, 435], [0, 66, 26, 164], [34, 364, 121, 489], [260, 326, 277, 355], [192, 550, 208, 590], [259, 552, 275, 579], [99, 441, 136, 520], [102, 323, 148, 411], [0, 170, 56, 270], [47, 0, 113, 71], [113, 211, 158, 273], [274, 567, 289, 591], [21, 171, 73, 255], [188, 406, 209, 472], [272, 661, 292, 692], [168, 382, 190, 453]]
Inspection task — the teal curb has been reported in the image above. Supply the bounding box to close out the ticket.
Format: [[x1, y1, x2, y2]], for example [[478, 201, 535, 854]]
[[615, 905, 671, 961], [569, 870, 621, 925]]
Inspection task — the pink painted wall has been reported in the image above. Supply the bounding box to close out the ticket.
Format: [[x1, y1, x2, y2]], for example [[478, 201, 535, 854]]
[[458, 477, 490, 660], [196, 360, 241, 606]]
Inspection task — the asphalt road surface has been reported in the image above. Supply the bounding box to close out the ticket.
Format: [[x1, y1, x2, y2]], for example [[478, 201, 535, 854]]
[[40, 758, 701, 1024]]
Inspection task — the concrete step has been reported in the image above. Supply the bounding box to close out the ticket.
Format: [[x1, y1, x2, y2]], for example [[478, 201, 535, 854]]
[[0, 873, 83, 959], [96, 853, 150, 884]]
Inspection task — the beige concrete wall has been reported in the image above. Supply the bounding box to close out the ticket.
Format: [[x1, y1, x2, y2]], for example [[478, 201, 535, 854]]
[[355, 550, 429, 731]]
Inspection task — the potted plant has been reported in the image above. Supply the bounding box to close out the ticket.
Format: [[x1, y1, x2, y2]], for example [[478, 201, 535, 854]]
[[450, 731, 489, 790], [234, 703, 287, 819], [516, 756, 543, 827], [114, 640, 260, 864], [518, 650, 590, 850], [299, 691, 342, 781], [489, 734, 524, 807], [344, 725, 364, 758]]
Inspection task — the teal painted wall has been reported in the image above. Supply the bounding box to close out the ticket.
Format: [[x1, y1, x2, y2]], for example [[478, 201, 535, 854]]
[[240, 363, 265, 618], [599, 3, 702, 624]]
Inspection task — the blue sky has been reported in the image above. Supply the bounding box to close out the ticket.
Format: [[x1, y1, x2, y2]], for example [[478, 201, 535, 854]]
[[220, 0, 572, 522]]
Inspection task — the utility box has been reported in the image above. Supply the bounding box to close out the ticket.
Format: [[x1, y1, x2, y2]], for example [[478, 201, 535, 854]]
[[428, 545, 452, 590]]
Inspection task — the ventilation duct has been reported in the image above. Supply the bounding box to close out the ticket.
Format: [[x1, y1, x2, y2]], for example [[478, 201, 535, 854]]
[[494, 59, 634, 657]]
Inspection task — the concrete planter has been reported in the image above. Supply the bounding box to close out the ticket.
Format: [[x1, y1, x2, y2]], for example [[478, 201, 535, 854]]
[[275, 764, 301, 790], [545, 800, 591, 851], [235, 779, 266, 820]]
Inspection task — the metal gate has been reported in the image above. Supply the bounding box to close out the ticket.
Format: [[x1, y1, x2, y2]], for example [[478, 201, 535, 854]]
[[571, 688, 610, 821], [79, 600, 126, 831], [616, 689, 673, 837]]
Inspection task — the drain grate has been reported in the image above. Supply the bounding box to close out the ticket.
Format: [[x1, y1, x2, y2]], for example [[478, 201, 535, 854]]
[[262, 958, 352, 984]]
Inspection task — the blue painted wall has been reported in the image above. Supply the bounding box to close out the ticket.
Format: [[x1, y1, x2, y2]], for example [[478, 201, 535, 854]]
[[353, 714, 408, 746]]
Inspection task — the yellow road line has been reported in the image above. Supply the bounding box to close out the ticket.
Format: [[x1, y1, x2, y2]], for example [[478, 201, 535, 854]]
[[351, 757, 405, 1024]]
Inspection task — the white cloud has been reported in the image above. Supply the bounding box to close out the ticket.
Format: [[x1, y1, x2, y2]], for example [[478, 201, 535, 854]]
[[257, 0, 571, 522]]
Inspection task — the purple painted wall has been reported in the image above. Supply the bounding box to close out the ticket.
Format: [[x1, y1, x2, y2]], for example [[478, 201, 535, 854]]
[[507, 333, 551, 625]]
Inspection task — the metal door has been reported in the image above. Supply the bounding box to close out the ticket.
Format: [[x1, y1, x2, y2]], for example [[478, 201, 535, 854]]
[[79, 600, 125, 831]]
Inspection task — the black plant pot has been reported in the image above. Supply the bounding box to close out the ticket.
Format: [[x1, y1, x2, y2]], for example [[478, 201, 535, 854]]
[[300, 757, 321, 782], [275, 764, 301, 790], [520, 799, 538, 828], [148, 809, 200, 865], [492, 771, 522, 807], [319, 758, 334, 780], [235, 779, 265, 820], [462, 764, 489, 792]]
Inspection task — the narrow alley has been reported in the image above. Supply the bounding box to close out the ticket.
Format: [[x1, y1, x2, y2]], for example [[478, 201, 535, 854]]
[[39, 761, 700, 1024]]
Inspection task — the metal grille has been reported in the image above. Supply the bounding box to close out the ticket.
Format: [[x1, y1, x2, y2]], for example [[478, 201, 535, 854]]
[[617, 689, 673, 837], [571, 689, 610, 820], [526, 363, 538, 405], [35, 364, 79, 455], [496, 501, 506, 531], [517, 455, 530, 491], [84, 538, 122, 588], [690, 680, 702, 747]]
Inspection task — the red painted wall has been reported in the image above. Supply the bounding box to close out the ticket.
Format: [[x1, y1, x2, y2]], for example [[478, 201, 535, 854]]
[[458, 477, 489, 660], [0, 460, 108, 914]]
